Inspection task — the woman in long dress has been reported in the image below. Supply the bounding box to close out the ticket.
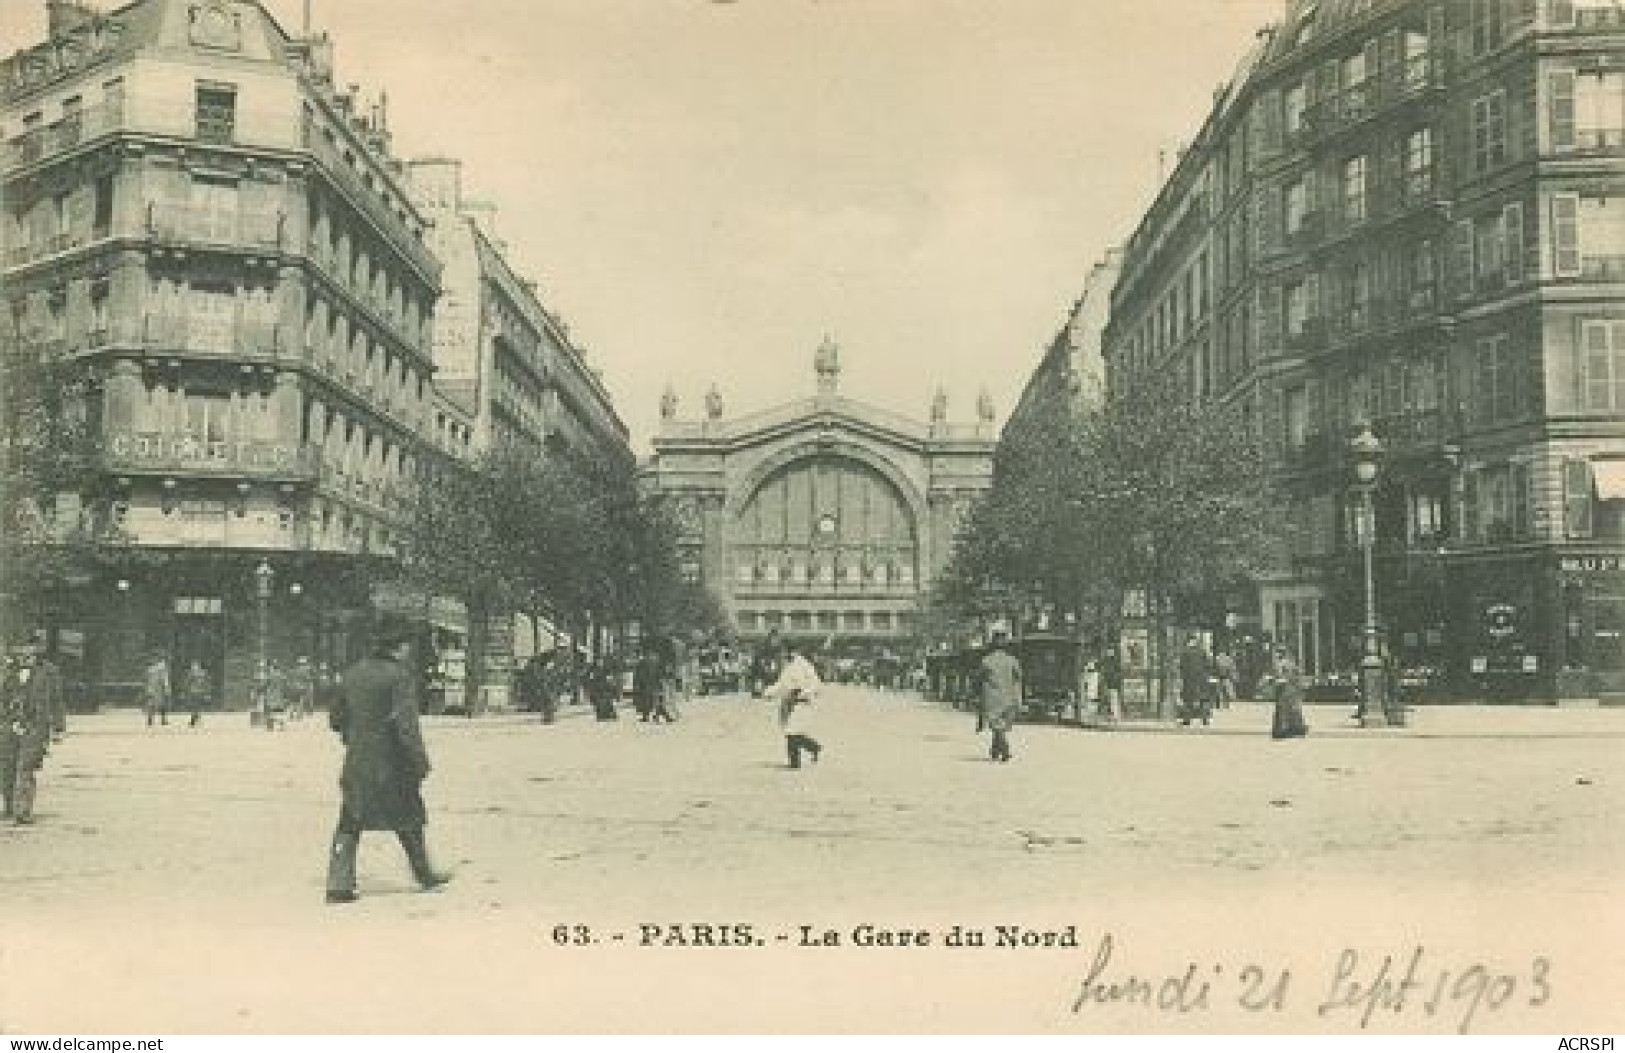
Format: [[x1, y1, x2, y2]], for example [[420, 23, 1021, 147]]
[[1265, 648, 1309, 740]]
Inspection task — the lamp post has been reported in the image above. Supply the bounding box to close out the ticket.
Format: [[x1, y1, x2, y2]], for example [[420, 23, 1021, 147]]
[[254, 558, 274, 728], [1349, 423, 1389, 728]]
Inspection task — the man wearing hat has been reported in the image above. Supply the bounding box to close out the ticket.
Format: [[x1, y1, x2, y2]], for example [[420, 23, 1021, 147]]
[[324, 620, 451, 904], [1, 633, 66, 824], [978, 626, 1023, 763]]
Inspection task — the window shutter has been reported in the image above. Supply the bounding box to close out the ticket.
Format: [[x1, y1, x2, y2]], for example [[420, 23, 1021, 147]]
[[1305, 272, 1322, 320], [1503, 201, 1525, 283], [1549, 69, 1576, 151], [1511, 461, 1531, 537], [1552, 192, 1581, 277], [1259, 283, 1283, 355], [1563, 457, 1594, 538], [1453, 217, 1477, 298], [1461, 468, 1480, 544]]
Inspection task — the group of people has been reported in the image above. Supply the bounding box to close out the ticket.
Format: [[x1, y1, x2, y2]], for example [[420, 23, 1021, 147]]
[[141, 653, 328, 729]]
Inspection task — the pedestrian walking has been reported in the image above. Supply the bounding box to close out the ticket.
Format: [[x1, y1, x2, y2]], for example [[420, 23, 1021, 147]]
[[1178, 636, 1214, 727], [645, 636, 681, 724], [143, 652, 172, 727], [589, 657, 621, 721], [1078, 657, 1102, 724], [285, 656, 315, 721], [1213, 649, 1238, 709], [181, 660, 211, 727], [763, 641, 823, 769], [978, 629, 1023, 763], [1099, 646, 1125, 722], [1, 634, 65, 825], [1264, 648, 1309, 740], [324, 620, 451, 905]]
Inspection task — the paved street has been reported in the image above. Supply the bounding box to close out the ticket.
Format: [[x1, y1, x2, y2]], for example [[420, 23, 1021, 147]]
[[2, 687, 1623, 1034]]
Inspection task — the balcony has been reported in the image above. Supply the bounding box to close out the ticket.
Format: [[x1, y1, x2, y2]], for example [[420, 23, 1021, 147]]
[[299, 117, 438, 283], [146, 203, 285, 252], [1373, 409, 1458, 451], [142, 314, 283, 358], [3, 228, 112, 269], [1384, 54, 1444, 104], [1, 101, 124, 174], [104, 432, 320, 481]]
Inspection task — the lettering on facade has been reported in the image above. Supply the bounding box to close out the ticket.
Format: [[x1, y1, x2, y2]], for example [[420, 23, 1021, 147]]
[[110, 433, 296, 470], [1560, 556, 1623, 574]]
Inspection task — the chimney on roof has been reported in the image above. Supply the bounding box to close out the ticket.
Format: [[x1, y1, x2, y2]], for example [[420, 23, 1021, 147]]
[[47, 0, 99, 38]]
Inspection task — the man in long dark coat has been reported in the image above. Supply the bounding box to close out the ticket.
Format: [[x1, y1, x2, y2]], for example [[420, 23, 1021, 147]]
[[324, 623, 450, 904], [1, 636, 65, 824], [1178, 636, 1215, 727], [978, 630, 1023, 763]]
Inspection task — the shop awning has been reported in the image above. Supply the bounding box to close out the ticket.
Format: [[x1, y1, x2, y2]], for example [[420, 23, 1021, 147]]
[[1594, 459, 1625, 501]]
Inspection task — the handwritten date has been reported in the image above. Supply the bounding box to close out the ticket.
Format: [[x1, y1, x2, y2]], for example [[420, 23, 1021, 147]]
[[1071, 934, 1551, 1034]]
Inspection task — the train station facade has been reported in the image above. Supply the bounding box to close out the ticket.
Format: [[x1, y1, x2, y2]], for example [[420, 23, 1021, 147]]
[[645, 340, 995, 654]]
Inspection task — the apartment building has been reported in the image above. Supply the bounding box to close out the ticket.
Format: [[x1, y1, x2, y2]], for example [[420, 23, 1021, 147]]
[[1, 0, 445, 704], [1104, 0, 1625, 702]]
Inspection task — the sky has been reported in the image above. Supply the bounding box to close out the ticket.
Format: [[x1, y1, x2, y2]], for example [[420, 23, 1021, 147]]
[[9, 0, 1287, 452]]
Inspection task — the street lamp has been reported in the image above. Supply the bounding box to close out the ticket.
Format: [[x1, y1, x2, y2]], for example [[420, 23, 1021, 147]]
[[1349, 423, 1389, 728], [254, 559, 274, 729]]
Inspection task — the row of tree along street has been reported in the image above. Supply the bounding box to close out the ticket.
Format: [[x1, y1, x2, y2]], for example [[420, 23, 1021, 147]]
[[1, 347, 726, 700], [929, 367, 1285, 713]]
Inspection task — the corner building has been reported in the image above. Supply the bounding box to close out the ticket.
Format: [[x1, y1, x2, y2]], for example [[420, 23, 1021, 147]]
[[1104, 0, 1625, 703], [2, 0, 443, 704]]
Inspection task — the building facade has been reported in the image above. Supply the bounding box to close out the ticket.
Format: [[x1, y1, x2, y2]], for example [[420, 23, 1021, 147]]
[[1103, 0, 1625, 702], [645, 340, 995, 654], [405, 156, 634, 705], [1009, 248, 1123, 426], [2, 0, 445, 705]]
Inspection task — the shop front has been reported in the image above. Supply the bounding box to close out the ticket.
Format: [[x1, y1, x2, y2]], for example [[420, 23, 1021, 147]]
[[1556, 552, 1625, 704]]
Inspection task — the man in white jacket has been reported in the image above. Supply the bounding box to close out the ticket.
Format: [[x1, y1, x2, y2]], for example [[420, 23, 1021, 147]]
[[764, 641, 823, 769]]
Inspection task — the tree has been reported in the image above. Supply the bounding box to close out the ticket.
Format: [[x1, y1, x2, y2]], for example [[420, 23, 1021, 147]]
[[0, 345, 120, 640], [940, 366, 1286, 650]]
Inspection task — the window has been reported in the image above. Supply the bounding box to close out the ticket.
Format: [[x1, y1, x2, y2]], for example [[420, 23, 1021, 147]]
[[1472, 91, 1508, 173], [1410, 239, 1436, 305], [1347, 261, 1370, 328], [1474, 334, 1520, 423], [1404, 127, 1433, 201], [1579, 320, 1625, 412], [1579, 195, 1625, 278], [188, 283, 236, 350], [1403, 30, 1431, 88], [1341, 52, 1369, 118], [185, 394, 232, 445], [1471, 0, 1504, 54], [194, 83, 236, 144], [1503, 202, 1525, 282], [1342, 155, 1367, 224], [1285, 172, 1316, 235], [1285, 274, 1319, 337], [1463, 462, 1530, 544], [1550, 71, 1625, 152], [1284, 384, 1308, 449], [1285, 82, 1307, 138], [1564, 458, 1594, 538], [1408, 489, 1446, 545], [1554, 193, 1625, 279], [1475, 213, 1504, 283]]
